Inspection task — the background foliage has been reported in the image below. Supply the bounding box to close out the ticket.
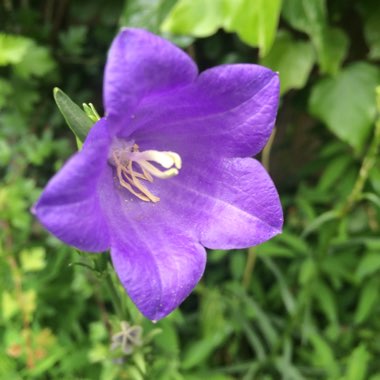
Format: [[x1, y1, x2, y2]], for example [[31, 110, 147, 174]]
[[1, 0, 380, 379]]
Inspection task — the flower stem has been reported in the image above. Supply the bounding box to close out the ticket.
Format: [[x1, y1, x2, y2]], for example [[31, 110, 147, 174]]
[[262, 128, 276, 172], [104, 264, 125, 319], [242, 247, 257, 289], [242, 129, 276, 288]]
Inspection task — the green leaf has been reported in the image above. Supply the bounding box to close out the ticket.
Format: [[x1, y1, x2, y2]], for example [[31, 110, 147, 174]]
[[0, 78, 12, 109], [122, 0, 193, 46], [369, 164, 380, 194], [200, 288, 226, 338], [355, 252, 380, 281], [20, 247, 46, 272], [181, 325, 232, 370], [355, 278, 379, 324], [299, 259, 316, 285], [121, 0, 176, 33], [261, 30, 315, 94], [226, 0, 282, 56], [53, 88, 94, 143], [360, 0, 380, 60], [345, 345, 370, 380], [58, 26, 88, 56], [14, 43, 56, 79], [317, 154, 353, 192], [282, 0, 348, 74], [162, 0, 281, 55], [313, 26, 349, 75], [308, 333, 339, 378], [302, 210, 339, 237], [161, 0, 226, 37], [313, 280, 337, 324], [309, 62, 380, 153], [0, 33, 30, 66], [282, 0, 326, 35], [153, 319, 180, 355]]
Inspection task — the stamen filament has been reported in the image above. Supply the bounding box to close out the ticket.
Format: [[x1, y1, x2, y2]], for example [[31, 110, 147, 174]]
[[110, 142, 181, 203]]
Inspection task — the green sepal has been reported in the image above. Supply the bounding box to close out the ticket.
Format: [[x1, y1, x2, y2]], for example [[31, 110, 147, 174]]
[[53, 87, 94, 143], [83, 102, 101, 123]]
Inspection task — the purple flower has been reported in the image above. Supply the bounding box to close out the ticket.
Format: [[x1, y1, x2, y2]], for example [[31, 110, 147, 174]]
[[34, 28, 283, 320]]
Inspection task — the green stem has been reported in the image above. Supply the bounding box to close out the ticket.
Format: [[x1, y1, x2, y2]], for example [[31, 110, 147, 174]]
[[242, 247, 257, 289], [242, 129, 277, 288], [262, 128, 276, 172], [104, 265, 125, 319]]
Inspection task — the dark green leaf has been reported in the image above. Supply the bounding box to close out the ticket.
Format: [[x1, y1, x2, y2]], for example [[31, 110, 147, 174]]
[[309, 62, 380, 152], [261, 30, 315, 94], [355, 278, 379, 324], [53, 88, 93, 143]]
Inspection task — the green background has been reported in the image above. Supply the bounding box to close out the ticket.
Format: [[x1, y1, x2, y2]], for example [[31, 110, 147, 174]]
[[1, 0, 380, 379]]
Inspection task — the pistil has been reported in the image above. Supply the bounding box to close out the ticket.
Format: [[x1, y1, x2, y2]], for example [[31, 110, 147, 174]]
[[110, 141, 181, 202]]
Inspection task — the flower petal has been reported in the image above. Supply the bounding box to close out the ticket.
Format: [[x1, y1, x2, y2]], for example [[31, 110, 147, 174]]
[[94, 167, 205, 320], [196, 158, 283, 249], [107, 202, 206, 320], [141, 155, 283, 249], [33, 119, 112, 252], [130, 64, 279, 157], [104, 28, 198, 133]]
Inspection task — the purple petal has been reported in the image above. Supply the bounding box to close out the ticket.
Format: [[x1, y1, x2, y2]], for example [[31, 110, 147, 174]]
[[129, 64, 279, 157], [102, 175, 206, 319], [195, 157, 283, 249], [33, 119, 112, 252], [104, 28, 198, 134], [139, 155, 283, 249]]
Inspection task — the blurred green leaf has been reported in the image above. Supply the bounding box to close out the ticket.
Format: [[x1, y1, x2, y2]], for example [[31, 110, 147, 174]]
[[261, 30, 315, 94], [121, 0, 193, 46], [282, 0, 326, 35], [181, 325, 232, 370], [0, 79, 12, 109], [229, 251, 246, 281], [226, 0, 282, 56], [262, 257, 296, 314], [274, 357, 305, 380], [308, 333, 339, 378], [153, 319, 180, 355], [313, 26, 349, 75], [162, 0, 281, 55], [282, 0, 348, 74], [59, 26, 88, 56], [355, 278, 379, 324], [317, 155, 353, 192], [122, 0, 176, 32], [361, 192, 380, 209], [313, 280, 338, 324], [20, 247, 46, 272], [53, 88, 94, 143], [0, 33, 30, 65], [302, 210, 339, 237], [345, 345, 370, 380], [309, 62, 380, 152], [200, 288, 226, 338], [1, 291, 18, 321], [299, 259, 316, 285], [369, 165, 380, 194], [361, 0, 380, 60], [14, 43, 56, 79], [162, 0, 229, 38]]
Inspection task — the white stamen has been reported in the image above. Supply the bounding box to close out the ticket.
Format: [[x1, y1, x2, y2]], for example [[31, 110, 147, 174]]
[[110, 142, 181, 203]]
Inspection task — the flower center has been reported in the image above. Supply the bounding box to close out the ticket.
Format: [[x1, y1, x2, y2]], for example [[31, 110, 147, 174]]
[[109, 140, 181, 203]]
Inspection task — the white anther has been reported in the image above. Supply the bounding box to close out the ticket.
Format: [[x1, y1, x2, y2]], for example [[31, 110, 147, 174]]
[[110, 142, 182, 203]]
